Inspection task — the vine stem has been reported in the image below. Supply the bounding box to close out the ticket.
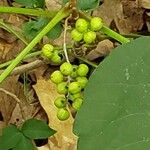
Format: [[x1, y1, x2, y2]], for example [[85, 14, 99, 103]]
[[101, 26, 130, 44], [0, 6, 71, 83], [77, 56, 98, 68], [0, 7, 57, 18]]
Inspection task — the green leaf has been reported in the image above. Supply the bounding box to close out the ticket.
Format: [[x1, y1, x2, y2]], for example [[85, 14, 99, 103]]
[[15, 0, 45, 8], [46, 23, 63, 39], [23, 18, 62, 40], [14, 135, 35, 150], [77, 0, 100, 10], [21, 119, 56, 139], [0, 125, 22, 150], [74, 36, 150, 150], [62, 0, 100, 10]]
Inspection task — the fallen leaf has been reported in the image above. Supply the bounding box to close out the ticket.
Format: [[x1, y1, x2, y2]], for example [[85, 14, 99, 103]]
[[138, 0, 150, 9], [93, 0, 144, 34], [45, 0, 61, 11], [85, 39, 114, 60], [0, 76, 19, 124], [115, 0, 144, 34], [33, 79, 77, 150]]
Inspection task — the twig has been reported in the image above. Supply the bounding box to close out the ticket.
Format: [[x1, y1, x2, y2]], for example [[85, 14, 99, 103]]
[[0, 60, 45, 76], [0, 88, 20, 103], [0, 88, 26, 120]]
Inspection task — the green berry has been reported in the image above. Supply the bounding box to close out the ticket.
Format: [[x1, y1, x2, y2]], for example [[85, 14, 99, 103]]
[[51, 51, 62, 64], [42, 44, 54, 58], [83, 31, 96, 44], [70, 92, 82, 101], [90, 17, 103, 31], [60, 62, 73, 76], [72, 98, 83, 110], [70, 65, 78, 78], [50, 70, 64, 84], [75, 18, 88, 33], [57, 108, 70, 121], [77, 64, 89, 77], [54, 97, 67, 108], [68, 82, 81, 94], [71, 29, 83, 42], [57, 82, 68, 94], [76, 77, 88, 89]]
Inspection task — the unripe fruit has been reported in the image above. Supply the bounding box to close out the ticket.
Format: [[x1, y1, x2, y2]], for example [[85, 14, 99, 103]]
[[90, 17, 103, 31], [57, 82, 68, 94], [60, 62, 73, 76], [68, 82, 81, 94], [71, 29, 83, 42], [83, 31, 96, 44], [75, 18, 88, 33], [54, 97, 67, 108], [72, 98, 83, 110], [70, 92, 82, 101], [50, 70, 64, 84], [57, 108, 70, 121], [70, 65, 78, 78], [76, 77, 88, 89], [43, 44, 54, 52], [51, 51, 62, 64], [77, 64, 89, 77], [42, 44, 54, 59]]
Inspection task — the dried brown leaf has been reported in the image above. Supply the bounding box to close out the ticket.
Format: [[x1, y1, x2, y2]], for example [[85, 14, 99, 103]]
[[115, 0, 144, 34], [93, 0, 144, 34], [86, 39, 114, 60], [33, 79, 77, 150], [45, 0, 61, 11], [138, 0, 150, 9]]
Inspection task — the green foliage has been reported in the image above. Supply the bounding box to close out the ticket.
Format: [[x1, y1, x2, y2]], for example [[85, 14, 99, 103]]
[[13, 135, 35, 150], [62, 0, 100, 10], [21, 119, 56, 139], [23, 18, 63, 40], [15, 0, 45, 8], [74, 36, 150, 150], [0, 119, 56, 150], [0, 125, 22, 150]]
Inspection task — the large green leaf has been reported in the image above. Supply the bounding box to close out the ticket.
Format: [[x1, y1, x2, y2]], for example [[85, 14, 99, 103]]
[[21, 119, 56, 139], [74, 36, 150, 150], [0, 125, 22, 150]]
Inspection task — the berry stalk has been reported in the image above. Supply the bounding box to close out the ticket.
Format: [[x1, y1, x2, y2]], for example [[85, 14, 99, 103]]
[[0, 6, 72, 83], [101, 25, 130, 44]]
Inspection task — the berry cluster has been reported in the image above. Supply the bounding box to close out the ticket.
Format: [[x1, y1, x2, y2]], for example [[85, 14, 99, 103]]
[[71, 17, 103, 44], [50, 62, 89, 121], [41, 44, 62, 64]]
